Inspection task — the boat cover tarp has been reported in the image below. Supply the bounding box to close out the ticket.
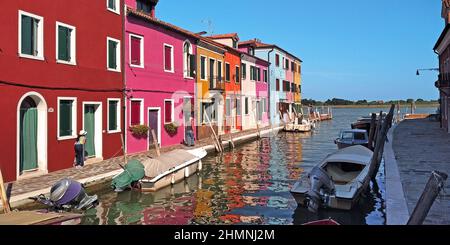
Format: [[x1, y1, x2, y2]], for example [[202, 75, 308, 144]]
[[111, 160, 145, 189], [142, 149, 197, 178], [325, 145, 373, 166]]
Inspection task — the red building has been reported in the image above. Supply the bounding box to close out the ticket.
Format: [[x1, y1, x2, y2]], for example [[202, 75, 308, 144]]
[[0, 0, 124, 182], [434, 0, 450, 132]]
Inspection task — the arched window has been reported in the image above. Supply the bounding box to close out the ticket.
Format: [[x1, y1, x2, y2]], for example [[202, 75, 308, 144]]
[[183, 41, 194, 78]]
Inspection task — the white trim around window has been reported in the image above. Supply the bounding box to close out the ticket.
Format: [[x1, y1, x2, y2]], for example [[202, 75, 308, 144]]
[[107, 37, 121, 72], [18, 10, 44, 61], [163, 43, 175, 73], [106, 0, 120, 15], [130, 99, 144, 126], [55, 21, 76, 65], [107, 98, 121, 133], [164, 99, 175, 124], [129, 33, 144, 68], [57, 97, 77, 140]]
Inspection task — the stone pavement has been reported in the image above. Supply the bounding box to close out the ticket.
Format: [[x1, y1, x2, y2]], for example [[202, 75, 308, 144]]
[[393, 119, 450, 224], [2, 125, 276, 209]]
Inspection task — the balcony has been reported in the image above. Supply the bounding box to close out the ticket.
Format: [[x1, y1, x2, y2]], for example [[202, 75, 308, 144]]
[[436, 73, 450, 88], [209, 77, 225, 91]]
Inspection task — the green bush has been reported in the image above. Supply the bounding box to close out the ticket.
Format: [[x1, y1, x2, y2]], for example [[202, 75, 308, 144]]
[[164, 122, 178, 137], [129, 125, 149, 138]]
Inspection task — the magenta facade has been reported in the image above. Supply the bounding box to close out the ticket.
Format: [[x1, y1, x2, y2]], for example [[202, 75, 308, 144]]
[[125, 3, 197, 153], [255, 59, 270, 125]]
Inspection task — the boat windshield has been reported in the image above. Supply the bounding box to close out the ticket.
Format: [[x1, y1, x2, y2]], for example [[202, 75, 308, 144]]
[[354, 132, 366, 140], [340, 132, 354, 140]]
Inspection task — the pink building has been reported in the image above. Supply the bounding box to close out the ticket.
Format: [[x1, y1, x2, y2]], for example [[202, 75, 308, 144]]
[[125, 1, 198, 153]]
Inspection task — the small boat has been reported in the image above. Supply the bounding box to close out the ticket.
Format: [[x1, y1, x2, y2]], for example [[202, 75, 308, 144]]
[[112, 148, 207, 193], [291, 145, 374, 212], [334, 129, 369, 149], [302, 218, 340, 225], [140, 148, 207, 192], [284, 118, 314, 132], [0, 210, 82, 225], [351, 112, 386, 131]]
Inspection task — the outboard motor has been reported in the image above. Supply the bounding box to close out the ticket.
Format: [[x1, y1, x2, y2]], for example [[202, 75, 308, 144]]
[[31, 178, 98, 211], [305, 166, 335, 213]]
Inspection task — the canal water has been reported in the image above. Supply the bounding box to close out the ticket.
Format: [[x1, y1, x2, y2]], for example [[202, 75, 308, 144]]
[[80, 107, 437, 225]]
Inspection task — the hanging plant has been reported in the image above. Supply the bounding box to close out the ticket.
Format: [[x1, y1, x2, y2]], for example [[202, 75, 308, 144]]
[[164, 122, 178, 137], [129, 125, 149, 138]]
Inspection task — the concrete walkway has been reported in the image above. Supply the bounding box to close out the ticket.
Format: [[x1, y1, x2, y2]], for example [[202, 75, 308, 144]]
[[391, 119, 450, 224], [1, 126, 280, 209]]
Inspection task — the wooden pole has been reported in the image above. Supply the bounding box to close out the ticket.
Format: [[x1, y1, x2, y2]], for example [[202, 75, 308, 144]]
[[407, 171, 448, 225], [120, 134, 127, 164], [0, 169, 11, 213], [151, 129, 161, 157], [229, 133, 235, 149], [204, 111, 223, 152], [210, 135, 219, 152], [367, 113, 377, 150]]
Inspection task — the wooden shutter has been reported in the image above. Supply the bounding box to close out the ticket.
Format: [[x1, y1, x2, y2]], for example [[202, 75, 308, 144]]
[[201, 57, 206, 79], [189, 54, 196, 77], [275, 54, 279, 67], [164, 45, 172, 71], [131, 36, 141, 65], [109, 101, 118, 131], [276, 79, 280, 91], [235, 66, 240, 83], [108, 40, 117, 69], [131, 101, 141, 125], [59, 100, 72, 137], [165, 101, 172, 123], [226, 63, 230, 81], [21, 15, 33, 55], [58, 26, 69, 61]]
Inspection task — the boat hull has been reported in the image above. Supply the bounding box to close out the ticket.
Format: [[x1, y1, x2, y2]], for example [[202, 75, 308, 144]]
[[284, 123, 312, 132]]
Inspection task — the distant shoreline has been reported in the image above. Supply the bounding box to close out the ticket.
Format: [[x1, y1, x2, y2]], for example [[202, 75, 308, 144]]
[[324, 104, 439, 109]]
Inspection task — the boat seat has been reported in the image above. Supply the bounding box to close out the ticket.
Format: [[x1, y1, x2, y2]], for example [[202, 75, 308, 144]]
[[325, 164, 361, 185]]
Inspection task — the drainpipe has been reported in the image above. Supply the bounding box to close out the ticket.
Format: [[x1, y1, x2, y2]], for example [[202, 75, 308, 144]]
[[122, 3, 127, 154], [267, 48, 274, 127]]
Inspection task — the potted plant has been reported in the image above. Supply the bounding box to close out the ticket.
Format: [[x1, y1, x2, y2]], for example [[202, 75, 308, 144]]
[[164, 122, 178, 137], [129, 125, 149, 138]]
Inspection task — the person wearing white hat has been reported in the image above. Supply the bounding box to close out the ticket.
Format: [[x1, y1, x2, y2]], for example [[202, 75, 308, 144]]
[[74, 130, 88, 168]]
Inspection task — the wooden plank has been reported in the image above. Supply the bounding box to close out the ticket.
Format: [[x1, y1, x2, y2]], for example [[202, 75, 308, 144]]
[[407, 171, 448, 225], [0, 169, 11, 213], [204, 112, 223, 152], [151, 129, 161, 157]]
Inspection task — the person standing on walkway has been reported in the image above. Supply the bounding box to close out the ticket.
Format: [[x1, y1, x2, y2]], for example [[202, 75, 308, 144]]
[[74, 130, 87, 169]]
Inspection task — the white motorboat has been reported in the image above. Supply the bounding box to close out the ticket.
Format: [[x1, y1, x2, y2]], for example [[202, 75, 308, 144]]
[[284, 118, 314, 132], [334, 129, 369, 149], [290, 145, 374, 212]]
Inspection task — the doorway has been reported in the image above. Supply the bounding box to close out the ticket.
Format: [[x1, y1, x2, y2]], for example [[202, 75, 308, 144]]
[[83, 103, 102, 159], [148, 108, 161, 149]]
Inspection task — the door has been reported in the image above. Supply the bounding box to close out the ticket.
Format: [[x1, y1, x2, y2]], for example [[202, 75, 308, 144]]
[[84, 105, 96, 157], [148, 109, 160, 147], [20, 97, 38, 172], [183, 98, 192, 142]]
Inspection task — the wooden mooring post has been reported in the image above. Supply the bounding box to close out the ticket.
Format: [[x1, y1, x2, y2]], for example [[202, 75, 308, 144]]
[[151, 129, 161, 157], [0, 169, 11, 213], [229, 133, 235, 149], [367, 113, 377, 150], [407, 171, 448, 225]]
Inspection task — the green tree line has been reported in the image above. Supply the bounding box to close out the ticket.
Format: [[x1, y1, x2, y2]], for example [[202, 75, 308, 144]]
[[301, 98, 439, 106]]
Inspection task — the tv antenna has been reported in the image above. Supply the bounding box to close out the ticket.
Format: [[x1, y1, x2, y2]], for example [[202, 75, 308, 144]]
[[201, 19, 214, 35]]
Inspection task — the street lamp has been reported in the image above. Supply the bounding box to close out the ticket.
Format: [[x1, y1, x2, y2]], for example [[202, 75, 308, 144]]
[[416, 68, 439, 76]]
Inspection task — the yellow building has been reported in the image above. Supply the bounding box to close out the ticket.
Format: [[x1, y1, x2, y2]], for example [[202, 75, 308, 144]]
[[293, 60, 302, 112]]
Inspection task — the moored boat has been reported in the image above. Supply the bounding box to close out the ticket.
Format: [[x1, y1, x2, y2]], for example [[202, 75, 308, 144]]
[[290, 145, 374, 212], [284, 118, 314, 132], [334, 129, 369, 149]]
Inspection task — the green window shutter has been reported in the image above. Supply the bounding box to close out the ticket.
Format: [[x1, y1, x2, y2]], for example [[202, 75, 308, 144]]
[[108, 0, 116, 10], [109, 101, 118, 131], [190, 54, 196, 77], [21, 15, 33, 55], [108, 40, 117, 69], [58, 26, 69, 61], [59, 100, 73, 137]]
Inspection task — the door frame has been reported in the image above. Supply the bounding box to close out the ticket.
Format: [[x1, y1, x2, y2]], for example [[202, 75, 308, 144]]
[[16, 92, 48, 179], [82, 102, 103, 159], [147, 107, 161, 149]]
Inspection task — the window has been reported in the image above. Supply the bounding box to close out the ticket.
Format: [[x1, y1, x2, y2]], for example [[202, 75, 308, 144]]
[[236, 98, 241, 116], [164, 44, 174, 72], [107, 0, 120, 14], [58, 98, 77, 139], [130, 100, 143, 125], [137, 0, 152, 14], [250, 66, 255, 81], [107, 37, 121, 72], [298, 64, 301, 74], [56, 22, 76, 65], [209, 58, 215, 86], [235, 66, 240, 83], [282, 57, 285, 69], [232, 40, 237, 49], [276, 79, 280, 91], [291, 83, 295, 92], [183, 41, 195, 78], [245, 97, 249, 115], [283, 80, 290, 92], [19, 10, 44, 60], [249, 47, 255, 56], [263, 70, 268, 83], [217, 61, 223, 82], [298, 85, 302, 93], [200, 56, 207, 80], [275, 54, 280, 67], [257, 67, 261, 82], [164, 100, 174, 123], [241, 63, 247, 79], [225, 63, 231, 82], [130, 34, 144, 68], [108, 99, 121, 133], [262, 98, 267, 113], [226, 99, 231, 116], [202, 102, 216, 123], [291, 61, 295, 72]]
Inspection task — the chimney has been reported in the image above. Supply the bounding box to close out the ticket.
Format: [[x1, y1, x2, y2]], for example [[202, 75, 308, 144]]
[[150, 0, 159, 18]]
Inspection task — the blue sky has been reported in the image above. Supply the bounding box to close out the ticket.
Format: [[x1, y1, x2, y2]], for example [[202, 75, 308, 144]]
[[157, 0, 443, 101]]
